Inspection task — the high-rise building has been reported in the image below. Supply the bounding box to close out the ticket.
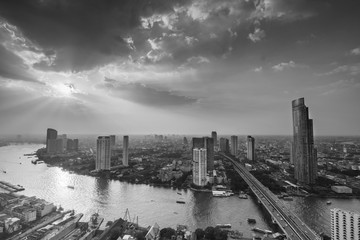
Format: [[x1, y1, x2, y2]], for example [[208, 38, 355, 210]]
[[46, 128, 57, 153], [192, 148, 207, 186], [123, 135, 129, 166], [292, 98, 317, 184], [192, 137, 214, 171], [290, 141, 294, 164], [96, 136, 111, 170], [331, 208, 360, 240], [246, 136, 255, 161], [211, 131, 217, 147], [110, 135, 116, 147], [230, 135, 238, 156], [219, 138, 230, 153]]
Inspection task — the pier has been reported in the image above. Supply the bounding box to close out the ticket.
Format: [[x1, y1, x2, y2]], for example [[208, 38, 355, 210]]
[[0, 181, 25, 192]]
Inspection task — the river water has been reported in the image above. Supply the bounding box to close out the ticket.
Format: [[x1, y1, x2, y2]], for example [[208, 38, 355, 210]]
[[1, 144, 360, 237]]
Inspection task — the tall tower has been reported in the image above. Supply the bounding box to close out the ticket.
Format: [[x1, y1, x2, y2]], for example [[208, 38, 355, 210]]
[[192, 148, 207, 186], [219, 138, 230, 153], [247, 136, 255, 161], [123, 135, 129, 166], [96, 136, 111, 170], [192, 137, 214, 171], [46, 128, 57, 153], [211, 131, 217, 147], [331, 208, 360, 240], [230, 135, 238, 156], [292, 98, 317, 184]]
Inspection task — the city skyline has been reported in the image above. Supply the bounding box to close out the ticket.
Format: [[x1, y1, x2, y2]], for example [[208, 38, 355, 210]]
[[0, 1, 360, 135]]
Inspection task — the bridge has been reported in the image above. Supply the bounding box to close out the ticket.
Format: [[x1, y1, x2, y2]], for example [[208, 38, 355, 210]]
[[219, 153, 321, 240]]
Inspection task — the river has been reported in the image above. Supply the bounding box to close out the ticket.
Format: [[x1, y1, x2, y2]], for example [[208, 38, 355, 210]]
[[1, 144, 360, 237]]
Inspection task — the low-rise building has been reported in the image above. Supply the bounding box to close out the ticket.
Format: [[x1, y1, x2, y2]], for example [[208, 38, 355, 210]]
[[12, 205, 37, 222], [331, 185, 353, 194], [0, 193, 19, 207]]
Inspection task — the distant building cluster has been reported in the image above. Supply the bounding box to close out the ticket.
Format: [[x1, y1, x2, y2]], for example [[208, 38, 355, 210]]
[[0, 193, 55, 234], [46, 128, 78, 154], [95, 135, 129, 171]]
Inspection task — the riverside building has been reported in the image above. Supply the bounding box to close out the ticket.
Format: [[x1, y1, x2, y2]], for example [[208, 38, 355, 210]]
[[331, 208, 360, 240], [292, 98, 317, 184], [192, 148, 207, 186], [96, 136, 111, 170]]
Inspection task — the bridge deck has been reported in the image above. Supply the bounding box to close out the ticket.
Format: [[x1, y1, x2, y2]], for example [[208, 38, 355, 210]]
[[220, 153, 321, 240]]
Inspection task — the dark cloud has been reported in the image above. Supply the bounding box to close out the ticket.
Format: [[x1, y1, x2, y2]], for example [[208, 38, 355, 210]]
[[103, 78, 197, 107], [0, 44, 42, 83], [0, 0, 191, 72]]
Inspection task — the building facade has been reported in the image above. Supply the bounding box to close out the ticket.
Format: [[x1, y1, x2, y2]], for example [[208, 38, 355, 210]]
[[192, 137, 214, 171], [247, 135, 255, 161], [192, 148, 207, 186], [123, 135, 129, 166], [292, 98, 317, 184], [46, 128, 57, 153], [219, 138, 230, 153], [211, 131, 217, 147], [230, 135, 238, 156], [96, 136, 111, 170], [331, 208, 360, 240]]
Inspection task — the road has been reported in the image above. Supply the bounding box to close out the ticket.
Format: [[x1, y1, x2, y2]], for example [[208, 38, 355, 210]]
[[220, 153, 321, 240]]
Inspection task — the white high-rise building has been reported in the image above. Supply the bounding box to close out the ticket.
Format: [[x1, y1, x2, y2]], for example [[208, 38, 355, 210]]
[[331, 208, 360, 240], [192, 148, 207, 186], [96, 136, 111, 170]]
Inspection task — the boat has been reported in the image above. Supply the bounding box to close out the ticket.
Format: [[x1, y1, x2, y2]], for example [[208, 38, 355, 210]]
[[212, 190, 234, 197], [216, 223, 231, 228], [247, 218, 256, 224], [251, 227, 272, 234], [176, 200, 186, 204], [239, 191, 248, 199], [31, 159, 38, 164], [67, 185, 75, 189], [37, 160, 45, 164], [327, 201, 332, 205], [177, 192, 182, 195]]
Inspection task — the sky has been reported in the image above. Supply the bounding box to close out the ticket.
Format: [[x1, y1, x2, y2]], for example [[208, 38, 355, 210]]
[[0, 0, 359, 136]]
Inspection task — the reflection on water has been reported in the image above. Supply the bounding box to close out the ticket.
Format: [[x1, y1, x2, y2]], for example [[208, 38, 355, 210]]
[[1, 144, 360, 237]]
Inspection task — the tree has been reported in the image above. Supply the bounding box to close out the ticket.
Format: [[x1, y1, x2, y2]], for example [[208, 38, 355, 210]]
[[204, 226, 215, 240], [160, 227, 176, 240], [195, 228, 205, 240], [214, 227, 227, 240]]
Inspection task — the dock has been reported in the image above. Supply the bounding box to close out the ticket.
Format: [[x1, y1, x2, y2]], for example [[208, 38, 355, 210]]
[[0, 181, 25, 192]]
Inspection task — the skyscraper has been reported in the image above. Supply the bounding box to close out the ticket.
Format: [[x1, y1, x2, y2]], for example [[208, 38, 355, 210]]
[[211, 131, 217, 147], [219, 138, 230, 153], [123, 135, 129, 166], [46, 128, 57, 153], [230, 135, 238, 156], [110, 135, 116, 147], [331, 208, 360, 240], [96, 136, 111, 170], [192, 148, 207, 186], [192, 137, 214, 171], [292, 97, 317, 184], [247, 136, 255, 161]]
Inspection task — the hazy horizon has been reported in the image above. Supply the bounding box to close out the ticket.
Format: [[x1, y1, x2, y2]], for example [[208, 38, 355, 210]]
[[1, 0, 359, 135]]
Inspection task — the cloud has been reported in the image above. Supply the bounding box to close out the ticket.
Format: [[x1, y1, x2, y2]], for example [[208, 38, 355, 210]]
[[102, 78, 197, 107], [0, 44, 42, 83], [272, 60, 296, 71], [0, 0, 191, 72], [350, 47, 360, 56], [248, 28, 266, 42], [318, 79, 360, 96], [253, 66, 263, 72], [318, 64, 360, 76]]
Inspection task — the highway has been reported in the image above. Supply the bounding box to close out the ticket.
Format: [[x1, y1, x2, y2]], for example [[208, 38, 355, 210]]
[[219, 153, 321, 240]]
